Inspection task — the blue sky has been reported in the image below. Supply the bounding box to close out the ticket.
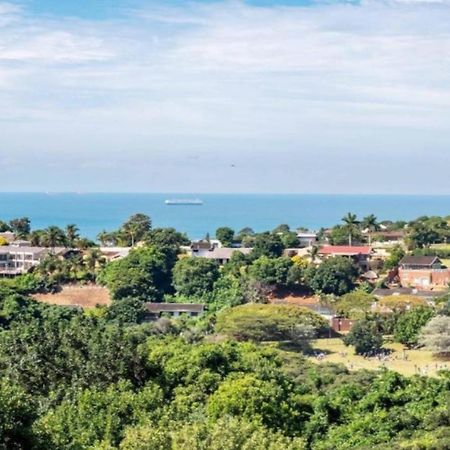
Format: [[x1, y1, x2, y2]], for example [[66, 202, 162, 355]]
[[1, 0, 450, 193]]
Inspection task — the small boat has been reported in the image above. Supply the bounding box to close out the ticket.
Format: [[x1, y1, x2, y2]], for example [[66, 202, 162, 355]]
[[165, 199, 203, 205]]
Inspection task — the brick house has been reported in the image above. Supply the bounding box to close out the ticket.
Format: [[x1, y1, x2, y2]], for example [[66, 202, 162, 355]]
[[398, 256, 450, 289]]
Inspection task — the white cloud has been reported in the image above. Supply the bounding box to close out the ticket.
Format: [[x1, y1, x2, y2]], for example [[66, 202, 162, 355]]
[[0, 0, 450, 192]]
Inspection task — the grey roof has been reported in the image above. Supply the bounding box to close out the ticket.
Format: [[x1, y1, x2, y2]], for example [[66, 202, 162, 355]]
[[0, 246, 66, 256], [144, 303, 205, 313], [400, 256, 440, 266], [372, 288, 448, 299], [199, 247, 252, 259]]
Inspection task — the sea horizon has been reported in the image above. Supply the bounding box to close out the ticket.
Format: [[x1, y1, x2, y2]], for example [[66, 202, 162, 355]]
[[1, 192, 450, 240]]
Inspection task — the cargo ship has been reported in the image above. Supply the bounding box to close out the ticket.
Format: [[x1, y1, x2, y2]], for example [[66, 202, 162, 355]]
[[165, 199, 203, 205]]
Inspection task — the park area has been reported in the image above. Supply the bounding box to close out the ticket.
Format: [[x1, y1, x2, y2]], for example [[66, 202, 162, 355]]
[[308, 338, 449, 377]]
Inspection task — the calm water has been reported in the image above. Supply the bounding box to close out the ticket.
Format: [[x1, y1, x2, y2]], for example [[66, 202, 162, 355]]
[[1, 193, 450, 240]]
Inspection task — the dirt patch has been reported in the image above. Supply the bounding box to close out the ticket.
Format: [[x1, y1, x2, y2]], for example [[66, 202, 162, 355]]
[[269, 288, 320, 307], [33, 285, 111, 308]]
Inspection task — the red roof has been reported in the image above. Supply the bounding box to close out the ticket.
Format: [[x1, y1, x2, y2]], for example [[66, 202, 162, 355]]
[[319, 245, 372, 256]]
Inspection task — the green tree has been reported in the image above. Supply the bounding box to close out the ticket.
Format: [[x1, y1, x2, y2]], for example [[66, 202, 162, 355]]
[[216, 227, 235, 246], [98, 246, 172, 301], [107, 297, 146, 324], [122, 213, 152, 247], [215, 304, 328, 342], [84, 248, 106, 272], [42, 226, 66, 249], [0, 221, 11, 232], [172, 257, 220, 297], [0, 380, 36, 449], [341, 212, 360, 246], [334, 291, 375, 319], [344, 318, 383, 355], [37, 381, 163, 449], [394, 306, 435, 348], [206, 374, 294, 430], [306, 257, 358, 296], [383, 245, 405, 271], [248, 256, 293, 287], [65, 224, 79, 248], [97, 230, 119, 246], [9, 217, 31, 238], [251, 232, 284, 258], [281, 231, 300, 248], [361, 214, 380, 245]]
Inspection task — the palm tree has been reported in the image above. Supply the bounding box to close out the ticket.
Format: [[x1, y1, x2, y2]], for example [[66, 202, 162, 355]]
[[362, 214, 380, 246], [342, 212, 360, 246], [85, 248, 106, 272], [65, 224, 79, 248], [308, 245, 319, 263], [97, 231, 117, 247], [43, 226, 66, 252]]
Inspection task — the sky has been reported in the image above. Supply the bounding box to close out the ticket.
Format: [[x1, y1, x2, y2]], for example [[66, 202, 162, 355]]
[[1, 0, 450, 194]]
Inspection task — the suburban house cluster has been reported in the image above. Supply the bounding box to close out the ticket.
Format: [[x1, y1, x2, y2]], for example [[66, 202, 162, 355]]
[[0, 234, 67, 276]]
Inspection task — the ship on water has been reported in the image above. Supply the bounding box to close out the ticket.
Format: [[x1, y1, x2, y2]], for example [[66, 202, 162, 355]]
[[165, 198, 203, 205]]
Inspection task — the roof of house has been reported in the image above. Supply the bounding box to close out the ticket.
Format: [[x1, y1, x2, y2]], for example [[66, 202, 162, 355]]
[[0, 246, 66, 256], [399, 256, 440, 266], [198, 247, 252, 260], [100, 247, 131, 259], [319, 245, 372, 256], [144, 303, 205, 313], [297, 233, 318, 238]]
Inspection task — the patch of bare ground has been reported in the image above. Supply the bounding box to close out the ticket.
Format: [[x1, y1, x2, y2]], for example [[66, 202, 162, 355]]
[[33, 284, 111, 308], [269, 287, 320, 307]]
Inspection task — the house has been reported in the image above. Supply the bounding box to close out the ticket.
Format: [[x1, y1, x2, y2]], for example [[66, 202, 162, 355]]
[[0, 245, 67, 275], [189, 246, 252, 265], [364, 230, 405, 244], [190, 239, 222, 252], [318, 245, 372, 271], [99, 247, 131, 262], [144, 303, 205, 320], [296, 232, 318, 248], [398, 256, 450, 289]]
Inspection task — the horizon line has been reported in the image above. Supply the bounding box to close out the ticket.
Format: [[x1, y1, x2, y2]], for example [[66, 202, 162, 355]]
[[1, 191, 450, 197]]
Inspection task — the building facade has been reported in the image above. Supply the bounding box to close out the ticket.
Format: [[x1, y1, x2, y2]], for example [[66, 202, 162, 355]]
[[398, 256, 450, 289]]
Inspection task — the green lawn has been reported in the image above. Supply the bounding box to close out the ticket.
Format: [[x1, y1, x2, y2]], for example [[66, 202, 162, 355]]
[[431, 243, 450, 251], [308, 338, 449, 377]]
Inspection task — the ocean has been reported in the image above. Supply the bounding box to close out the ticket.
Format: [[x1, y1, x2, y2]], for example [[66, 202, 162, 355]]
[[1, 193, 450, 240]]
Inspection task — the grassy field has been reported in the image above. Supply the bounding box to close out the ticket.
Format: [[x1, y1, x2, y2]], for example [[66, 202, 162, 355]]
[[308, 338, 449, 377], [431, 244, 450, 251]]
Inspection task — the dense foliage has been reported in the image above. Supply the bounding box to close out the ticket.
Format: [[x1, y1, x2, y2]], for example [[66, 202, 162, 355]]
[[0, 292, 449, 449], [2, 213, 450, 449]]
